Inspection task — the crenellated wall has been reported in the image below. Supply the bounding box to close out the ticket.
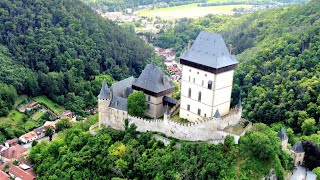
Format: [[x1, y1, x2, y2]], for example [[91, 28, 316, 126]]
[[100, 99, 245, 144], [124, 108, 243, 143]]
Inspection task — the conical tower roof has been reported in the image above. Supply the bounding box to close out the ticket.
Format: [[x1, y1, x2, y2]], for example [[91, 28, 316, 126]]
[[213, 109, 221, 119], [98, 80, 110, 99]]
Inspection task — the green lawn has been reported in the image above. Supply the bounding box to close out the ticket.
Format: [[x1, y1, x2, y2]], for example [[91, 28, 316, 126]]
[[33, 96, 64, 115], [137, 4, 252, 19], [171, 114, 189, 124], [33, 111, 47, 121], [0, 110, 39, 134]]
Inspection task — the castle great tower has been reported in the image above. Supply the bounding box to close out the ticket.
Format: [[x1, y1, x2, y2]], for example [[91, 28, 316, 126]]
[[179, 31, 238, 122]]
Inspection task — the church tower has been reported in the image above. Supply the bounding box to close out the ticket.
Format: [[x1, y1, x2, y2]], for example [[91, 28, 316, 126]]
[[179, 31, 238, 122], [98, 80, 111, 128]]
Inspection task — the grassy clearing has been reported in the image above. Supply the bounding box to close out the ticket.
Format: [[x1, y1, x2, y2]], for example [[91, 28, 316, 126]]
[[33, 111, 47, 121], [33, 96, 63, 115], [171, 114, 189, 124], [0, 110, 39, 132], [137, 4, 252, 19], [224, 124, 245, 135]]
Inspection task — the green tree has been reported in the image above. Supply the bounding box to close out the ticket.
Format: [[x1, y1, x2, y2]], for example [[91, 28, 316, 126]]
[[45, 127, 54, 141], [302, 118, 316, 135], [313, 167, 320, 177], [32, 140, 38, 147], [127, 91, 147, 117], [240, 131, 275, 160], [56, 118, 72, 132]]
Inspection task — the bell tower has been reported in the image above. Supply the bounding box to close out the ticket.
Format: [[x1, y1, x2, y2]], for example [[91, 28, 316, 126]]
[[179, 31, 238, 122]]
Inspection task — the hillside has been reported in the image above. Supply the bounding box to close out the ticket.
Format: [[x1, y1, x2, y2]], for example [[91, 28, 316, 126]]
[[153, 1, 320, 134], [0, 0, 152, 114], [30, 123, 291, 179]]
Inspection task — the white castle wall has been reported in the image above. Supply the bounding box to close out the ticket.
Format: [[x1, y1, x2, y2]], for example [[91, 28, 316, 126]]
[[125, 108, 243, 144]]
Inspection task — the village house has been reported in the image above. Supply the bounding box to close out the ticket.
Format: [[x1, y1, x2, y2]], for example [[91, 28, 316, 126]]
[[5, 138, 18, 147], [19, 131, 37, 144], [43, 121, 56, 130], [0, 162, 36, 180], [25, 102, 39, 111], [0, 170, 9, 180], [34, 126, 46, 139], [1, 144, 27, 161]]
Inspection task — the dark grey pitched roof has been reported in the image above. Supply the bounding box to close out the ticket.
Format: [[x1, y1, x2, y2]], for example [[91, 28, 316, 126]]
[[180, 31, 238, 69], [213, 109, 221, 119], [110, 76, 135, 98], [291, 141, 304, 153], [108, 77, 135, 111], [132, 64, 174, 93], [278, 128, 288, 141], [110, 96, 127, 111], [98, 80, 110, 99], [163, 96, 178, 105]]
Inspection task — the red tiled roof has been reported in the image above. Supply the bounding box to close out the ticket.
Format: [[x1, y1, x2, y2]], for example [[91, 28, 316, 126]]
[[22, 131, 37, 141], [5, 138, 18, 146], [0, 170, 9, 180], [25, 102, 38, 109], [8, 163, 36, 180], [2, 144, 27, 159]]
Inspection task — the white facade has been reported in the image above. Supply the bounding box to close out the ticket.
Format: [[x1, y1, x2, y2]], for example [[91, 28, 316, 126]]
[[180, 64, 234, 122]]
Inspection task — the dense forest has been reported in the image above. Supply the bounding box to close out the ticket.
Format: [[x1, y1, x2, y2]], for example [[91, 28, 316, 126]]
[[30, 122, 292, 179], [0, 0, 152, 115], [153, 1, 320, 135]]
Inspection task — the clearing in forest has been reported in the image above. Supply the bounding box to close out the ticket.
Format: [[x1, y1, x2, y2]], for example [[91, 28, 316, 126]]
[[137, 4, 253, 19]]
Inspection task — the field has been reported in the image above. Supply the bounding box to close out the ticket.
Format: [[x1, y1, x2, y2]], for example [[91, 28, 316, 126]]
[[33, 96, 64, 115], [33, 110, 47, 121], [0, 110, 39, 132], [137, 4, 253, 19]]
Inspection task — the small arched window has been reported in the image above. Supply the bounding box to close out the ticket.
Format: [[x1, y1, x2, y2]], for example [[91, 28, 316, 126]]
[[188, 88, 191, 98], [198, 91, 201, 101]]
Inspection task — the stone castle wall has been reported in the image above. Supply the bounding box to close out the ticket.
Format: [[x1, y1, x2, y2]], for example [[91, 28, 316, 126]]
[[123, 108, 243, 143]]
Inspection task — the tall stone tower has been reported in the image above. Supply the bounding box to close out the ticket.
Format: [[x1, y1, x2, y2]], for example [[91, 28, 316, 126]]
[[98, 80, 111, 128], [179, 31, 238, 122]]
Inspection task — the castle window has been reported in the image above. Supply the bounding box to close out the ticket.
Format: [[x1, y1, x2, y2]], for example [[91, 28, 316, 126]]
[[198, 109, 201, 115], [147, 104, 150, 109], [208, 80, 212, 89], [189, 76, 190, 81], [187, 104, 190, 111], [189, 69, 191, 72], [205, 74, 207, 77], [198, 91, 201, 101], [202, 80, 204, 86], [148, 95, 151, 101], [204, 114, 206, 117], [197, 71, 199, 74], [193, 78, 195, 83], [188, 88, 191, 98]]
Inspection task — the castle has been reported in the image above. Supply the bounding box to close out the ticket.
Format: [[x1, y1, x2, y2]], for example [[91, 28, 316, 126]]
[[98, 31, 249, 143]]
